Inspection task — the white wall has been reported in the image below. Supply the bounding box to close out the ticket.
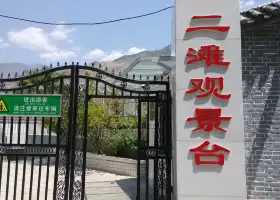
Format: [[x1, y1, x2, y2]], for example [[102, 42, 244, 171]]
[[0, 121, 56, 145], [171, 2, 175, 57]]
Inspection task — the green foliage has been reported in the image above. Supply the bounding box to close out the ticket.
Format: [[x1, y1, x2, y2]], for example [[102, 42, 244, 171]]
[[22, 66, 61, 93], [82, 99, 141, 157], [26, 67, 147, 159], [43, 89, 144, 159], [110, 129, 138, 159]]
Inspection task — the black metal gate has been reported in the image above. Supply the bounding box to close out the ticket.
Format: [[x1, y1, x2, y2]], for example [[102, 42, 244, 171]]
[[0, 63, 172, 200]]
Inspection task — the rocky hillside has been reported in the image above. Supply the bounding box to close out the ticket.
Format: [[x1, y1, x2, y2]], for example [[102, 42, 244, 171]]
[[0, 44, 172, 75], [0, 63, 39, 77], [115, 44, 171, 61]]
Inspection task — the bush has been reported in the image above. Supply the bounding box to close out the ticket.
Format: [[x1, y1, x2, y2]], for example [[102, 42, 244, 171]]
[[43, 81, 147, 159], [27, 66, 148, 160], [111, 129, 138, 159], [86, 128, 146, 159]]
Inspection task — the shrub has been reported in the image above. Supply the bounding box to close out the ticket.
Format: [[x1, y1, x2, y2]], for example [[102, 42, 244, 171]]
[[43, 81, 147, 159], [110, 129, 138, 159], [26, 66, 148, 160]]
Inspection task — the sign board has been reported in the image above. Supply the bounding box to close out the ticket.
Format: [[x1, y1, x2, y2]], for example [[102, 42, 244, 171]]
[[175, 0, 247, 199], [0, 94, 61, 117]]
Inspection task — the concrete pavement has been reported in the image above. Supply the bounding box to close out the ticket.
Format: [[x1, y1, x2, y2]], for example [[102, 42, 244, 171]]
[[0, 160, 149, 200]]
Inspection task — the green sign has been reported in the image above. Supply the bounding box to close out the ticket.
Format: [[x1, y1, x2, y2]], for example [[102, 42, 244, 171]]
[[0, 94, 61, 117]]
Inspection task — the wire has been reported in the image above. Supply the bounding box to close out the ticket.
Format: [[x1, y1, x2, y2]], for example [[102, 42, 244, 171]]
[[0, 6, 173, 26]]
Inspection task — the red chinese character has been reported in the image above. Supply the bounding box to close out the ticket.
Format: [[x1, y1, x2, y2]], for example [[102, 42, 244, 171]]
[[186, 26, 230, 33], [191, 15, 222, 20], [186, 77, 231, 100], [186, 45, 230, 67], [186, 108, 231, 133], [186, 15, 230, 33], [189, 141, 230, 166]]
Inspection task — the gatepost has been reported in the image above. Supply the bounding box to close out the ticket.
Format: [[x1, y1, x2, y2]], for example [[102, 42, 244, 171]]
[[174, 0, 247, 199]]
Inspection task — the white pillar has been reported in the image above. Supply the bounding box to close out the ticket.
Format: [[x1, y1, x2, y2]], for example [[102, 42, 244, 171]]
[[171, 1, 175, 57], [174, 0, 246, 199]]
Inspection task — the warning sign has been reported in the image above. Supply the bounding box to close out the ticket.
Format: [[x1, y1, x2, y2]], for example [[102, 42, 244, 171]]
[[0, 94, 61, 117], [0, 98, 8, 112]]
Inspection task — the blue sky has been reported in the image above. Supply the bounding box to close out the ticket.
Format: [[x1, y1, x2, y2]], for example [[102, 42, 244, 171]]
[[0, 0, 265, 64]]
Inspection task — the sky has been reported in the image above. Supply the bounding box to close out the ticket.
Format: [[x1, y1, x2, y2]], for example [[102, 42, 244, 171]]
[[0, 0, 265, 64]]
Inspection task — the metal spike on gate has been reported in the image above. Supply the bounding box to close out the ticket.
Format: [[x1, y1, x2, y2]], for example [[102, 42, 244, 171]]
[[50, 64, 53, 68], [119, 71, 121, 76], [161, 76, 163, 81], [105, 66, 108, 71], [112, 69, 114, 74], [76, 62, 79, 66], [65, 62, 67, 66], [57, 62, 60, 67], [72, 62, 75, 65], [84, 62, 87, 66], [99, 64, 102, 69], [133, 74, 135, 80], [43, 65, 46, 70], [15, 72, 17, 78], [22, 71, 24, 77], [29, 69, 32, 75], [126, 74, 128, 78], [167, 75, 170, 81], [92, 63, 94, 67], [154, 75, 156, 80], [147, 76, 149, 80], [140, 75, 142, 80], [8, 73, 10, 78], [0, 73, 3, 78], [36, 68, 39, 73]]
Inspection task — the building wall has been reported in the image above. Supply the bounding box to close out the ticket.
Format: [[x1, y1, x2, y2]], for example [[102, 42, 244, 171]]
[[0, 119, 57, 145], [127, 61, 166, 80], [242, 21, 280, 199], [171, 0, 175, 57]]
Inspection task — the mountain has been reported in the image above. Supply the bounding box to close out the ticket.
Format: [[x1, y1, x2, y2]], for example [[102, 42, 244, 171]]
[[0, 44, 172, 76], [115, 44, 172, 61], [0, 63, 40, 77]]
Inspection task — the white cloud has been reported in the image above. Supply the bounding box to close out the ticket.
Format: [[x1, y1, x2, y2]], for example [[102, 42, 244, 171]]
[[40, 51, 76, 61], [7, 26, 78, 61], [126, 47, 146, 55], [101, 51, 125, 61], [0, 37, 10, 48], [49, 23, 76, 41], [8, 27, 57, 52], [84, 49, 106, 60], [84, 47, 146, 61], [240, 0, 256, 10]]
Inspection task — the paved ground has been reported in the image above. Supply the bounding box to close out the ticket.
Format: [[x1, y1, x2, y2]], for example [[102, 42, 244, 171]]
[[0, 160, 148, 200], [85, 169, 149, 200]]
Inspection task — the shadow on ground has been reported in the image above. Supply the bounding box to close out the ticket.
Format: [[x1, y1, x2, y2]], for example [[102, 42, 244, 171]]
[[115, 178, 154, 200], [84, 175, 153, 200]]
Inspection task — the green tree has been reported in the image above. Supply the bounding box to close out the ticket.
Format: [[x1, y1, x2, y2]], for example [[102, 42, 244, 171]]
[[21, 66, 60, 93], [26, 66, 147, 159]]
